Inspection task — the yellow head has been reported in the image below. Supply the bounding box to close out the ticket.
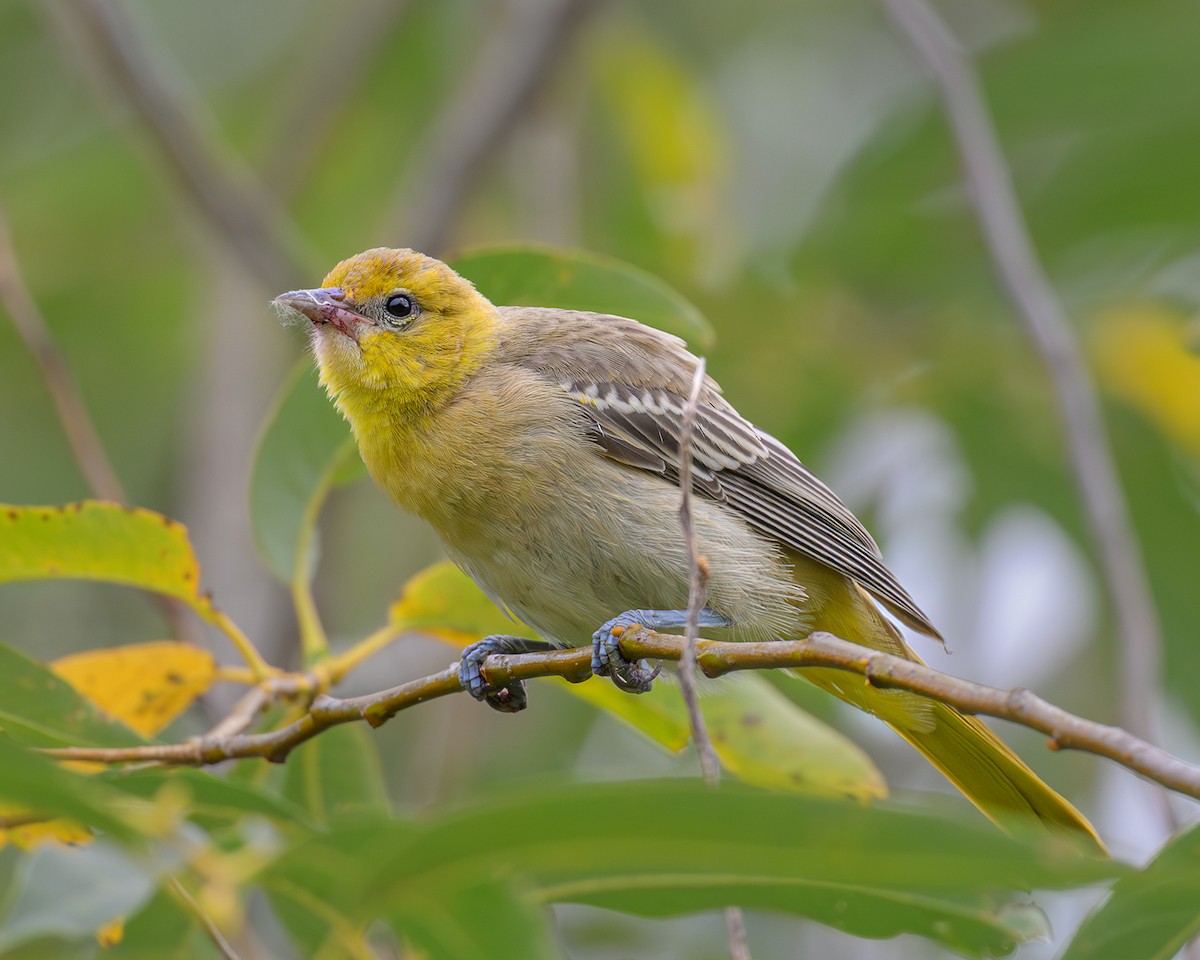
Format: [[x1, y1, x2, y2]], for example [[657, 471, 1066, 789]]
[[274, 248, 499, 416]]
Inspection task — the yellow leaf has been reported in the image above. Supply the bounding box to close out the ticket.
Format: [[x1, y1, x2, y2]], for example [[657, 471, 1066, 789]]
[[0, 502, 202, 600], [390, 563, 887, 799], [96, 915, 125, 948], [52, 641, 216, 736], [1093, 303, 1200, 457], [0, 806, 93, 850]]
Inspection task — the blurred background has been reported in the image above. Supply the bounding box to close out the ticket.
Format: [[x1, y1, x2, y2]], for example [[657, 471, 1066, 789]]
[[1, 0, 1199, 956]]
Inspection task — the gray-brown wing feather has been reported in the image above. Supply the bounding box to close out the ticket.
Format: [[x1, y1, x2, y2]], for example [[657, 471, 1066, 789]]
[[498, 305, 940, 638]]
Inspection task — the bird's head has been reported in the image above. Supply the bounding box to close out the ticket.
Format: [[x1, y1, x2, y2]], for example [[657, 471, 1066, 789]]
[[274, 248, 499, 413]]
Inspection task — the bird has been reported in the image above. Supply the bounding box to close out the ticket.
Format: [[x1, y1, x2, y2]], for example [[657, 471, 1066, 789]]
[[274, 246, 1102, 848]]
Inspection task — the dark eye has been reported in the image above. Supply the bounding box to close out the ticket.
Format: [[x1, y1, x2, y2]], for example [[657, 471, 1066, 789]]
[[384, 293, 417, 322]]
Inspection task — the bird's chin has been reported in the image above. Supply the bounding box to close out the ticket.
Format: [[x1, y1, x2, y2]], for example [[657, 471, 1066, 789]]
[[311, 325, 364, 378]]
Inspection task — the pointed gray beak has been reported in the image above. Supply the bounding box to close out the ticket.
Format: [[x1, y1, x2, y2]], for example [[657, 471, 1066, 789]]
[[273, 287, 367, 338]]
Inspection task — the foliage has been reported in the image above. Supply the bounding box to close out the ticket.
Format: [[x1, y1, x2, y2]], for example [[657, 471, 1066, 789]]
[[2, 1, 1199, 957]]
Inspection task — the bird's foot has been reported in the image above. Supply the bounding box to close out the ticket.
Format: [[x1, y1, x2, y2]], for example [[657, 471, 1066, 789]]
[[458, 635, 555, 713], [591, 608, 731, 694]]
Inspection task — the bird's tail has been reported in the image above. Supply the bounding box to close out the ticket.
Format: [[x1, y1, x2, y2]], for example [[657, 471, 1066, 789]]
[[791, 561, 1105, 853]]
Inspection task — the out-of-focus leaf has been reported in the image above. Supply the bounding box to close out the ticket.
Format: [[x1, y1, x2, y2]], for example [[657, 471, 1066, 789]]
[[390, 562, 886, 799], [0, 641, 142, 749], [592, 25, 728, 260], [281, 722, 389, 827], [451, 244, 714, 348], [265, 820, 416, 959], [264, 780, 1120, 959], [249, 360, 363, 584], [102, 768, 311, 828], [0, 739, 140, 843], [0, 816, 91, 851], [1092, 303, 1200, 458], [388, 880, 558, 960], [0, 503, 202, 606], [0, 842, 153, 951], [95, 915, 124, 948], [0, 809, 91, 852], [703, 676, 885, 798], [1061, 821, 1200, 960], [103, 887, 206, 960], [50, 642, 215, 737]]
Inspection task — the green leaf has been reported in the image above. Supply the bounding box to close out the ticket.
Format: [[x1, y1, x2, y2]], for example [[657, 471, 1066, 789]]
[[0, 641, 142, 748], [249, 360, 363, 584], [280, 722, 389, 827], [103, 887, 211, 960], [101, 768, 312, 828], [0, 502, 203, 608], [265, 818, 416, 958], [0, 738, 141, 842], [701, 675, 885, 798], [450, 243, 715, 349], [388, 880, 559, 960], [390, 562, 886, 800], [1062, 821, 1200, 960], [263, 780, 1121, 959]]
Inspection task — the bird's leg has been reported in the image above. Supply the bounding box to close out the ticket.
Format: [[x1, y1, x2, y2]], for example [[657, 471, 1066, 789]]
[[459, 636, 556, 713], [592, 609, 732, 694]]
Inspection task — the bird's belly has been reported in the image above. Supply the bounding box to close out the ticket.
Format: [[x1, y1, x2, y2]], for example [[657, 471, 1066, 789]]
[[436, 458, 808, 647]]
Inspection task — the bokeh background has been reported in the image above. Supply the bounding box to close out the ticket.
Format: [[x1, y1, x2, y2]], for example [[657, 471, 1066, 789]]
[[1, 0, 1199, 956]]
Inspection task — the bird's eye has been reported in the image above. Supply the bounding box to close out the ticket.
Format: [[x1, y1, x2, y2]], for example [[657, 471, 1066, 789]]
[[383, 293, 417, 322]]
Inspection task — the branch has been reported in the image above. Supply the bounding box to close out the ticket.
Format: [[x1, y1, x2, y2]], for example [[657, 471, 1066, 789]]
[[677, 361, 750, 959], [879, 0, 1165, 756], [383, 0, 599, 252], [0, 202, 124, 503], [260, 0, 412, 202], [0, 200, 205, 645], [41, 630, 1200, 803], [676, 357, 720, 783], [47, 0, 313, 289]]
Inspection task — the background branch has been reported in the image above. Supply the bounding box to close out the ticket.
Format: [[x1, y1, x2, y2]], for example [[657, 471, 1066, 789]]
[[0, 201, 124, 503], [383, 0, 600, 251], [676, 360, 751, 959], [43, 630, 1200, 803], [879, 0, 1165, 757], [50, 0, 313, 289]]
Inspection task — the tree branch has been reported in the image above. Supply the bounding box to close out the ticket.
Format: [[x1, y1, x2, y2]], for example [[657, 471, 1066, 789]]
[[0, 201, 124, 503], [47, 0, 313, 289], [676, 357, 720, 784], [383, 0, 600, 252], [677, 361, 751, 958], [41, 630, 1200, 803], [879, 0, 1166, 757]]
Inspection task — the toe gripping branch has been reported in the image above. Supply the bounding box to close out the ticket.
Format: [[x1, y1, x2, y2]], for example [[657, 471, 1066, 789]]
[[460, 609, 730, 711], [592, 608, 731, 694], [459, 636, 555, 713]]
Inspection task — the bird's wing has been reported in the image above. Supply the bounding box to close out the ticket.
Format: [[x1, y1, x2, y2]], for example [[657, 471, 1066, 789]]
[[500, 307, 940, 638]]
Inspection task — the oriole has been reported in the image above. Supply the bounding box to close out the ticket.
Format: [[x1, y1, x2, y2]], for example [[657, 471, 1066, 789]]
[[275, 247, 1102, 849]]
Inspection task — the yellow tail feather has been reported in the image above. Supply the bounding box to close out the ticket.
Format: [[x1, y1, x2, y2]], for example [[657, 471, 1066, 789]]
[[791, 556, 1105, 854]]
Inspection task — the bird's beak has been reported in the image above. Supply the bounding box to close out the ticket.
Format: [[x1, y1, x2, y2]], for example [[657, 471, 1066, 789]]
[[273, 287, 367, 339]]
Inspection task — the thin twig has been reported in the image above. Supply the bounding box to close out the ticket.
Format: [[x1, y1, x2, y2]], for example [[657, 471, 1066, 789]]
[[167, 877, 242, 960], [676, 358, 750, 960], [0, 201, 124, 502], [40, 629, 1200, 801], [383, 0, 600, 252], [0, 200, 201, 644], [260, 0, 411, 201], [47, 0, 312, 290], [676, 358, 721, 783], [879, 0, 1165, 757]]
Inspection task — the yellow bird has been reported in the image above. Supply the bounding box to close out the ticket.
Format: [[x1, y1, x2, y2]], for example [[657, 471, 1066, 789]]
[[275, 247, 1102, 848]]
